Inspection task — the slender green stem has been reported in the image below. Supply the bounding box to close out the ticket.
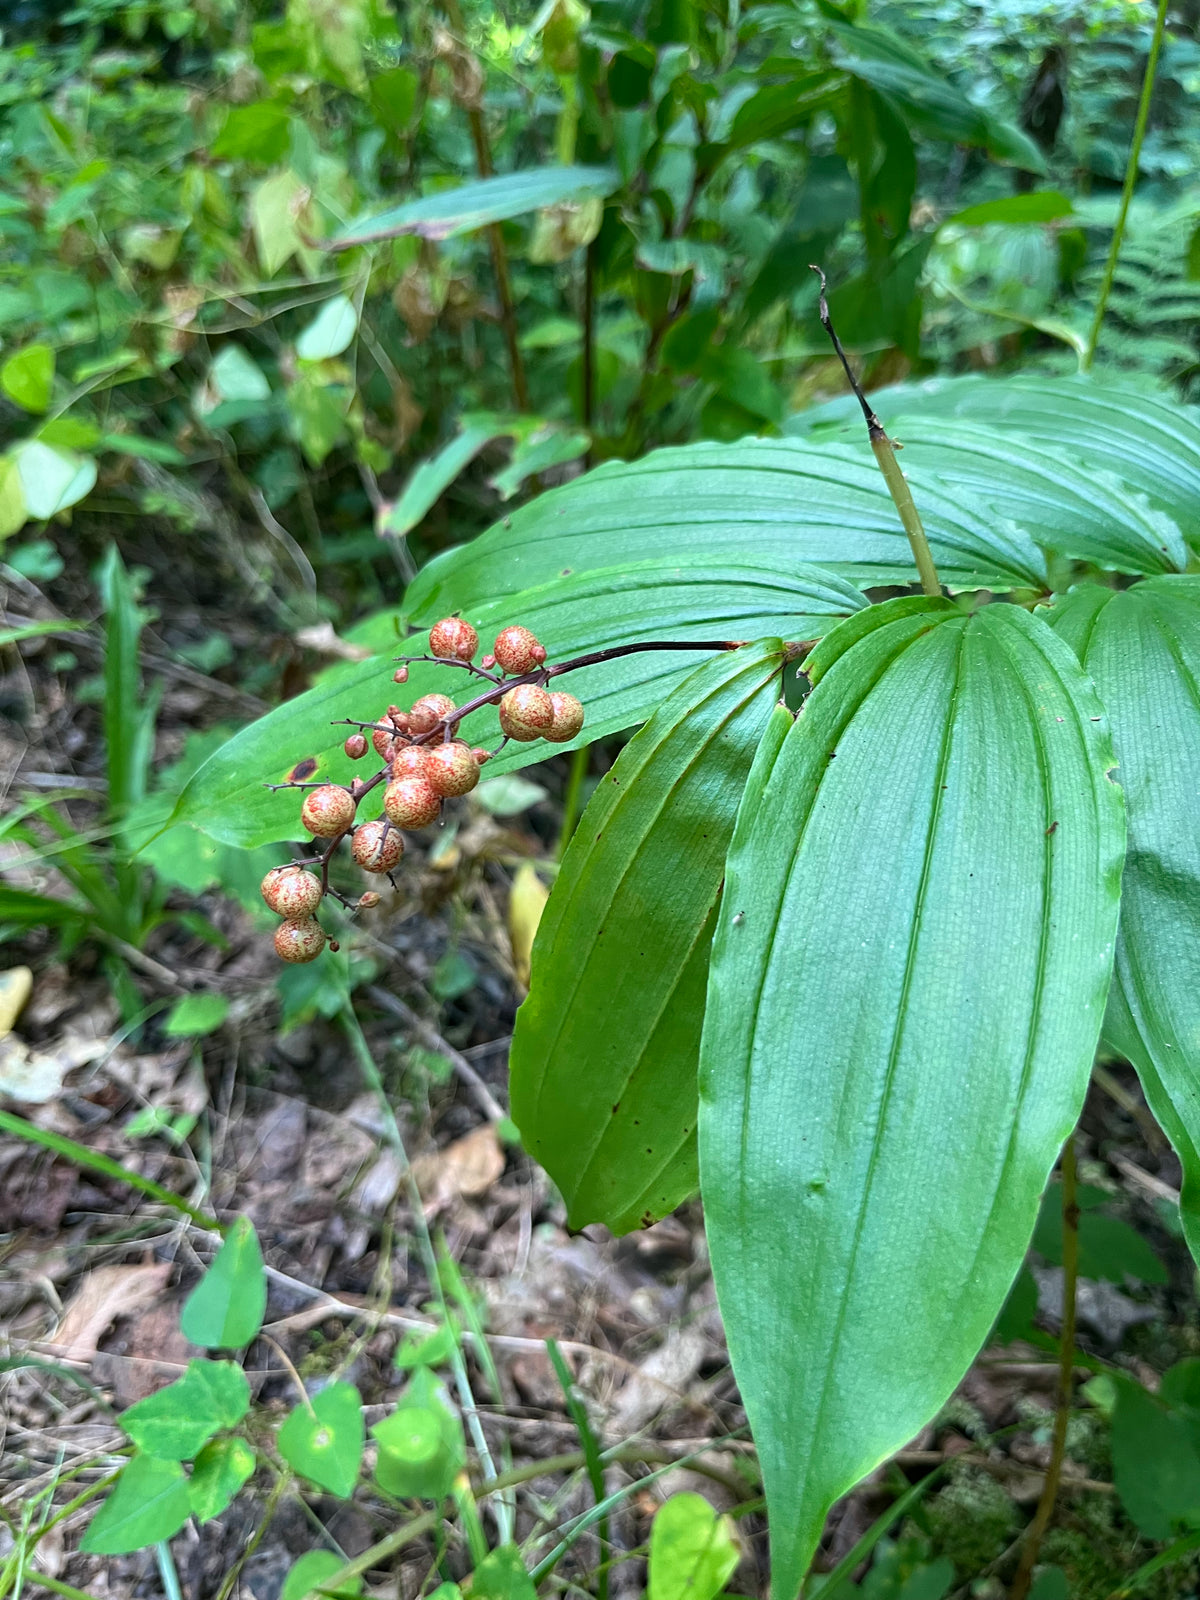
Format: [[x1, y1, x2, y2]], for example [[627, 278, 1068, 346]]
[[810, 267, 942, 597], [1083, 0, 1170, 370], [548, 1338, 610, 1600], [1009, 1136, 1079, 1600], [14, 1574, 105, 1600], [155, 1542, 184, 1600], [339, 1004, 513, 1542]]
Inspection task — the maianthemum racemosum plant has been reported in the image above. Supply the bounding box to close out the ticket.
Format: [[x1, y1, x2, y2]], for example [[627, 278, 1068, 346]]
[[173, 311, 1200, 1595]]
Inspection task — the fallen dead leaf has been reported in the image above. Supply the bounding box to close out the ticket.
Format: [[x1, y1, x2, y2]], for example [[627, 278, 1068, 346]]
[[0, 1031, 106, 1104], [412, 1124, 504, 1209], [50, 1263, 172, 1361], [509, 861, 549, 988], [0, 967, 33, 1037]]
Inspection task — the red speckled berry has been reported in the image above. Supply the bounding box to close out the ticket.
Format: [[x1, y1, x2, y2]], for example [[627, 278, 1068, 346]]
[[393, 665, 409, 683], [351, 819, 405, 873], [493, 626, 545, 675], [481, 653, 496, 670], [274, 918, 327, 963], [425, 742, 481, 797], [391, 744, 431, 780], [384, 776, 442, 828], [499, 684, 554, 741], [545, 691, 586, 743], [301, 784, 356, 837], [344, 733, 369, 760], [471, 747, 492, 764], [372, 724, 396, 758], [408, 693, 457, 735], [261, 866, 323, 917], [429, 617, 479, 661], [359, 890, 381, 908]]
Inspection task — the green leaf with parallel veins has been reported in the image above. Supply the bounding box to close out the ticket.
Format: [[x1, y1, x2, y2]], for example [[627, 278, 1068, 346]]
[[172, 559, 861, 848], [330, 165, 619, 248], [181, 1216, 266, 1349], [698, 598, 1124, 1596], [512, 641, 785, 1233], [79, 1454, 191, 1553], [1047, 576, 1200, 1262], [404, 440, 1045, 610], [796, 374, 1200, 555]]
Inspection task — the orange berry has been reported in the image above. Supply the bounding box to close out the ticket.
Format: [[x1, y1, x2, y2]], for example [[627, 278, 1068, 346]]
[[408, 693, 457, 734], [493, 626, 545, 675], [261, 866, 323, 917], [384, 776, 442, 828], [301, 785, 356, 837], [425, 742, 481, 797], [429, 617, 479, 661], [351, 819, 404, 873], [274, 918, 327, 963], [498, 684, 554, 741], [545, 691, 585, 743]]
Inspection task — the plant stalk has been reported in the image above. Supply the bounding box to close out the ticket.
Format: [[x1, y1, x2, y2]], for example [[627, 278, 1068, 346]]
[[811, 267, 942, 597], [1083, 0, 1170, 370], [582, 238, 595, 461], [1009, 1135, 1079, 1600]]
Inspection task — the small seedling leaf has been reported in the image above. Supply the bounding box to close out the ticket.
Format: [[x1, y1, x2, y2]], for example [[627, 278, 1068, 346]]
[[181, 1216, 266, 1349], [277, 1381, 364, 1498], [648, 1493, 740, 1600], [189, 1436, 256, 1522], [79, 1453, 191, 1553]]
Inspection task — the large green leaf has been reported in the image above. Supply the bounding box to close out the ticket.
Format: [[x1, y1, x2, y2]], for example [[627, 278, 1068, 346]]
[[173, 559, 861, 848], [405, 440, 1046, 616], [1047, 577, 1200, 1260], [795, 375, 1200, 554], [698, 597, 1124, 1596], [329, 166, 619, 248], [512, 642, 786, 1234]]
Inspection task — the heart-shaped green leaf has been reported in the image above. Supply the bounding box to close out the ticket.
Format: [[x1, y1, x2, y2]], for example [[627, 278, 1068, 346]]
[[277, 1381, 364, 1498], [699, 597, 1124, 1594], [512, 640, 787, 1233]]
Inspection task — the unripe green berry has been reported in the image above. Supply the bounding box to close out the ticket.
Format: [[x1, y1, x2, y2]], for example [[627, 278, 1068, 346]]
[[351, 819, 404, 872], [425, 741, 481, 797], [301, 784, 356, 837], [384, 776, 442, 828], [545, 691, 586, 743], [261, 865, 323, 917], [429, 617, 479, 661], [493, 625, 546, 675], [499, 684, 554, 741], [274, 918, 327, 963], [408, 693, 457, 734], [344, 733, 369, 760]]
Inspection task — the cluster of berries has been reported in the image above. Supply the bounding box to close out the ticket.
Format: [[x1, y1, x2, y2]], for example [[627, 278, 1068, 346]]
[[262, 619, 585, 963]]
